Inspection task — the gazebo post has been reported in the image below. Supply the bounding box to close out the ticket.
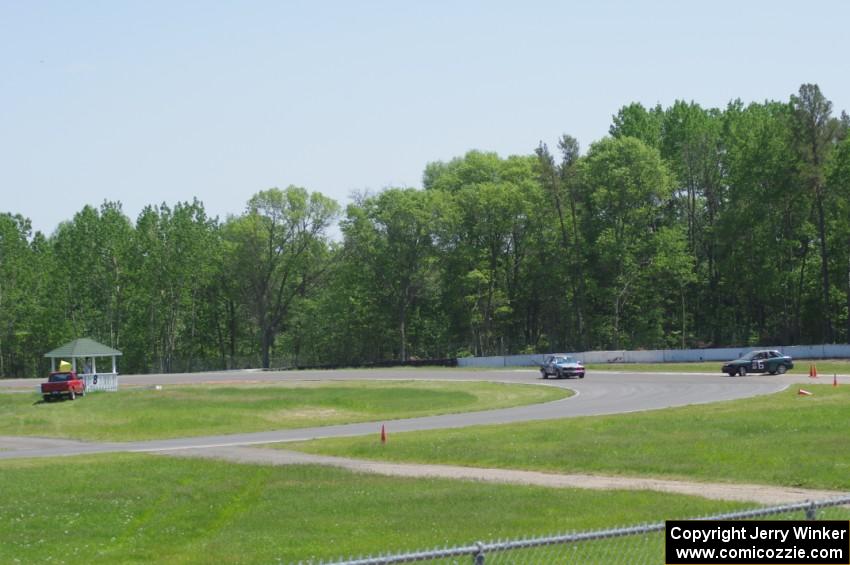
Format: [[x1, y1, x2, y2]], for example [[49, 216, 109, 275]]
[[72, 358, 77, 372], [91, 357, 97, 374], [112, 356, 117, 374], [51, 358, 55, 372]]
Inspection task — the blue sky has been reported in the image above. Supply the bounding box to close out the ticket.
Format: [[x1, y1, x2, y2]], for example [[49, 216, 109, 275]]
[[2, 1, 848, 235]]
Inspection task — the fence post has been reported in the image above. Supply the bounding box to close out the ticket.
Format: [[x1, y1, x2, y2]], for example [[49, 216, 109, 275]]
[[806, 502, 817, 521], [473, 541, 485, 564]]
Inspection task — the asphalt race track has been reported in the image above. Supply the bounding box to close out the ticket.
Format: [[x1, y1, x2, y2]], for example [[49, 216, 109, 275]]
[[0, 368, 804, 460]]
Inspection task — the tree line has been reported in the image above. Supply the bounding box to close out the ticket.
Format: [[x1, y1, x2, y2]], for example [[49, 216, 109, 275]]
[[2, 84, 849, 377]]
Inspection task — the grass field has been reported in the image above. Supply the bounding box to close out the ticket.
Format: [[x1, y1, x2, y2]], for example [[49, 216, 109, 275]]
[[282, 384, 850, 491], [0, 453, 765, 564], [586, 359, 850, 375], [0, 380, 568, 441], [4, 380, 849, 562]]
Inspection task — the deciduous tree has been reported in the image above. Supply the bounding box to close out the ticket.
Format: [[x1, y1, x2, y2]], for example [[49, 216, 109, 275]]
[[224, 187, 339, 368]]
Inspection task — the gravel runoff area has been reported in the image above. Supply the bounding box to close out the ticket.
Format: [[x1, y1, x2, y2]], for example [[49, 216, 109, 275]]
[[0, 435, 841, 504], [0, 436, 846, 504], [160, 445, 846, 506]]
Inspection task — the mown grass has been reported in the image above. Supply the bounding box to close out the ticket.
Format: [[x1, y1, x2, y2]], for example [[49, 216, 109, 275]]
[[283, 384, 850, 491], [586, 359, 850, 375], [0, 453, 763, 564], [0, 381, 568, 442]]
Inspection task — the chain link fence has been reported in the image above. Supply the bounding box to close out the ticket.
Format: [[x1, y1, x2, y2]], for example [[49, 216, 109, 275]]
[[301, 495, 850, 565]]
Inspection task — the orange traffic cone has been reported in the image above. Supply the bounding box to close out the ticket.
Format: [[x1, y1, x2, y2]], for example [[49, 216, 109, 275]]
[[809, 364, 818, 378], [834, 374, 838, 387], [798, 388, 813, 396], [380, 424, 387, 444]]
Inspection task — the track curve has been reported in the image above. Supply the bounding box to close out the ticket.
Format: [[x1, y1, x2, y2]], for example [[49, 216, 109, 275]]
[[0, 368, 800, 460]]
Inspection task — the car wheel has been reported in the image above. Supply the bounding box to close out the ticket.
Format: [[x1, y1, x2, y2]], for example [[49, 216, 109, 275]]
[[777, 365, 787, 375], [43, 395, 50, 403], [737, 366, 747, 377], [727, 371, 736, 377], [579, 374, 585, 379], [541, 371, 548, 379]]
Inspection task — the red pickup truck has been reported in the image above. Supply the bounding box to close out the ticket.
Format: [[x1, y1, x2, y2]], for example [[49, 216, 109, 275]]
[[41, 371, 86, 402]]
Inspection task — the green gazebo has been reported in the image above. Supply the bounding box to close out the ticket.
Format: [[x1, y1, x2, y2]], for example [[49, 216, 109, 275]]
[[44, 338, 122, 391]]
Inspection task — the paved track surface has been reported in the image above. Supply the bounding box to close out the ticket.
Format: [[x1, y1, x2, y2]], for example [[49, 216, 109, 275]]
[[0, 368, 801, 460]]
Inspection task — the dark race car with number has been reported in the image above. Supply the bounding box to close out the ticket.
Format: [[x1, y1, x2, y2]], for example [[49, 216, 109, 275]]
[[721, 350, 793, 377], [540, 355, 586, 379]]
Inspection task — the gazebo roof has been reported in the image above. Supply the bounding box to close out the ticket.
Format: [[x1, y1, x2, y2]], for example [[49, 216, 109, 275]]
[[44, 338, 123, 358]]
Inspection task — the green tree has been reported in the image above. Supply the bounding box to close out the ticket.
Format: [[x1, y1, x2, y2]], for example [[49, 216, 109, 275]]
[[49, 202, 133, 349], [0, 214, 45, 376], [610, 102, 665, 149], [535, 135, 587, 349], [224, 187, 339, 368], [718, 100, 809, 344], [826, 136, 850, 341], [576, 136, 683, 348], [791, 84, 846, 341], [426, 152, 545, 356], [342, 188, 440, 361], [659, 101, 724, 344], [125, 200, 221, 372]]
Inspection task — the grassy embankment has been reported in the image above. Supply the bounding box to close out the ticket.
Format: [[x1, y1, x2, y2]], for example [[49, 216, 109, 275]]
[[0, 380, 568, 441], [282, 384, 850, 491], [0, 453, 767, 564]]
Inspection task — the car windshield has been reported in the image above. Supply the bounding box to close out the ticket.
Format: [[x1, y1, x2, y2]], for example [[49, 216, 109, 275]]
[[48, 373, 71, 382], [555, 356, 577, 364]]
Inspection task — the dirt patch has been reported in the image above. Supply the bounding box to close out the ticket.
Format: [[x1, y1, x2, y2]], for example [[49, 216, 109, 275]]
[[160, 445, 847, 505], [261, 408, 354, 422]]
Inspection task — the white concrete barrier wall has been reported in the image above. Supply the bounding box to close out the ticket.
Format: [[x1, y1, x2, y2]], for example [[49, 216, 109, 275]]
[[458, 355, 548, 367], [456, 344, 850, 368], [662, 348, 745, 362]]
